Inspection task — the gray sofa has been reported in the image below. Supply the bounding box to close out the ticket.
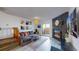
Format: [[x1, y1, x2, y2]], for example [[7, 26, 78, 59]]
[[19, 33, 39, 46]]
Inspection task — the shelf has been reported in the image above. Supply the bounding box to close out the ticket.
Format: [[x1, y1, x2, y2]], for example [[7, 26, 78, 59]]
[[19, 30, 33, 32]]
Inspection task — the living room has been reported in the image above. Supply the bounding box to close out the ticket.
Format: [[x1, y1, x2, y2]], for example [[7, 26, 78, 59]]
[[0, 7, 77, 51]]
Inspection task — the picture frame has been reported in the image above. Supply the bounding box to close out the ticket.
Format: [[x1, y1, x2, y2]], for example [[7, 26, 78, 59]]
[[21, 26, 25, 30]]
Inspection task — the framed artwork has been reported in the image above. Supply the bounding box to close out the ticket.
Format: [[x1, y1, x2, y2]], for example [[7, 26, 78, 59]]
[[21, 20, 24, 24], [21, 26, 24, 30], [26, 21, 32, 25], [26, 21, 29, 25], [29, 21, 32, 25], [26, 26, 28, 30]]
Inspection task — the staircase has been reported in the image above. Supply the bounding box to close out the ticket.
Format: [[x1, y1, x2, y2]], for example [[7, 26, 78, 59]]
[[0, 38, 19, 51]]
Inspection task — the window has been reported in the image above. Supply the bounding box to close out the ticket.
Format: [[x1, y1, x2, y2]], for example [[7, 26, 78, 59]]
[[42, 24, 50, 34], [42, 24, 50, 29]]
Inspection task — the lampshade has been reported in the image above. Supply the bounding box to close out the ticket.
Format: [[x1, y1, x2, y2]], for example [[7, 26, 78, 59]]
[[34, 17, 40, 25]]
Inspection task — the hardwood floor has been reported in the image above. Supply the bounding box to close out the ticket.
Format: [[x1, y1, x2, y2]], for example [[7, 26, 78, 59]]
[[0, 38, 19, 51]]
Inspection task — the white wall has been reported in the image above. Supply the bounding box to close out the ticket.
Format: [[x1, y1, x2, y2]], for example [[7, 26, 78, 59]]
[[0, 11, 29, 28], [0, 8, 74, 38], [0, 11, 31, 39]]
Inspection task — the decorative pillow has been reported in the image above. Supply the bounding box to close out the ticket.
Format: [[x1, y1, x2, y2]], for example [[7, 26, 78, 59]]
[[20, 32, 25, 37], [25, 32, 29, 37]]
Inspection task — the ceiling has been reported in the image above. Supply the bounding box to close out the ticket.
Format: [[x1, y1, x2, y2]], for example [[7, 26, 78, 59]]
[[0, 7, 71, 19], [76, 8, 79, 19]]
